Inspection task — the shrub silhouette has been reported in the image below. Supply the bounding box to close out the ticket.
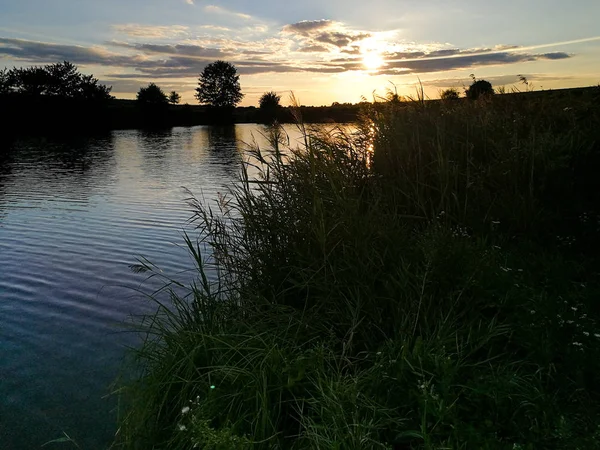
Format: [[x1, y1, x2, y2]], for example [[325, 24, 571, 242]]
[[259, 91, 281, 123], [195, 61, 244, 108], [259, 91, 281, 110], [466, 79, 494, 100], [137, 83, 169, 105], [440, 88, 460, 100]]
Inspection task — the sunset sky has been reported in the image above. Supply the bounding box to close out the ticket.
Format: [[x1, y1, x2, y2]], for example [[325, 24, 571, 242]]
[[0, 0, 599, 106]]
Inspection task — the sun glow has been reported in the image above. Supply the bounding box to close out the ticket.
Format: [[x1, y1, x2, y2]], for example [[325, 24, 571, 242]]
[[362, 52, 384, 71]]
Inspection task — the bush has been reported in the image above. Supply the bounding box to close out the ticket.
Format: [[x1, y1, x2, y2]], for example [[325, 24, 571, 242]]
[[440, 88, 460, 100], [117, 92, 600, 449], [466, 79, 494, 100], [137, 83, 169, 105]]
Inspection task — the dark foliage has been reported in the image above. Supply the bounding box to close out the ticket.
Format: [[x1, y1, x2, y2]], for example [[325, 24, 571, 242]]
[[258, 91, 282, 123], [259, 91, 281, 110], [195, 61, 244, 108], [440, 88, 460, 100], [168, 91, 181, 105], [466, 79, 495, 100], [137, 83, 169, 105], [1, 61, 112, 101]]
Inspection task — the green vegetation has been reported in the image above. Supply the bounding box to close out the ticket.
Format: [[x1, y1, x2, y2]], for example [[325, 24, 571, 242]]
[[116, 87, 600, 449]]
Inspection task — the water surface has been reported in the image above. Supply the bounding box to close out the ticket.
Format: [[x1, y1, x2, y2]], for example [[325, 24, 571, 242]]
[[0, 124, 307, 449]]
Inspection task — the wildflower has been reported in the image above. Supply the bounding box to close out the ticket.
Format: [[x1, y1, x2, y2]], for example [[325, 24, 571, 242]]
[[571, 307, 578, 312], [530, 310, 536, 315], [594, 334, 600, 338], [583, 332, 590, 337], [182, 406, 190, 414], [178, 424, 187, 431], [210, 385, 216, 390], [572, 342, 583, 347], [567, 320, 574, 324]]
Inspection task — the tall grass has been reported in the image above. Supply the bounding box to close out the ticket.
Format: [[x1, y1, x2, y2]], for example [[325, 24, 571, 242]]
[[116, 89, 600, 449]]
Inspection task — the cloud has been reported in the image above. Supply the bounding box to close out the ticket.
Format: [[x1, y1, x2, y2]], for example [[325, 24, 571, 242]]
[[282, 20, 335, 35], [185, 0, 194, 4], [378, 49, 572, 74], [112, 24, 190, 39], [109, 41, 229, 59], [204, 5, 252, 20], [298, 45, 330, 53], [0, 34, 576, 81], [0, 37, 140, 66], [540, 52, 571, 60], [282, 19, 370, 49]]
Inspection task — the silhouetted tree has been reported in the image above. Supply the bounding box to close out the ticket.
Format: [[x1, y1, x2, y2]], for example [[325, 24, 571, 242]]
[[466, 79, 494, 100], [259, 91, 281, 110], [0, 69, 9, 95], [3, 61, 112, 101], [168, 91, 181, 105], [137, 83, 169, 105], [440, 88, 460, 100], [259, 91, 281, 123], [195, 61, 244, 108]]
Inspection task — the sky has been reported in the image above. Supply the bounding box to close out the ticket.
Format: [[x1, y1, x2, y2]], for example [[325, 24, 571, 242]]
[[0, 0, 599, 106]]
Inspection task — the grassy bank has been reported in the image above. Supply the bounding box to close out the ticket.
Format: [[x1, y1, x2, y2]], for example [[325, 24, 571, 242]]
[[116, 87, 600, 449]]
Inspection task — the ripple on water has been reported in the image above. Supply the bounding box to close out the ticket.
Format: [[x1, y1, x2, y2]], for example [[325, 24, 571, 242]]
[[0, 124, 314, 448]]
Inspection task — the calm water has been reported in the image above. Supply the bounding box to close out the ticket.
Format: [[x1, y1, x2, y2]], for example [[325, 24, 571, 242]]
[[0, 124, 307, 449]]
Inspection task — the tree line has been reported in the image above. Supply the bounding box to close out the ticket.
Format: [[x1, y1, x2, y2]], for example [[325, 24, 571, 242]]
[[0, 61, 112, 102], [135, 60, 283, 122]]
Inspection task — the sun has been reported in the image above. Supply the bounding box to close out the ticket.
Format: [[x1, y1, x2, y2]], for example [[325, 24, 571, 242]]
[[363, 52, 384, 71]]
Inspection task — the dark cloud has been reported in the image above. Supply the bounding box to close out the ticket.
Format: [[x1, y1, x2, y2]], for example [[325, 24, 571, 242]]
[[0, 36, 576, 80], [375, 51, 571, 75], [282, 20, 334, 35], [326, 49, 574, 75], [109, 41, 229, 58], [314, 31, 370, 48], [540, 52, 570, 60], [298, 45, 330, 53], [0, 37, 139, 66], [282, 19, 370, 49]]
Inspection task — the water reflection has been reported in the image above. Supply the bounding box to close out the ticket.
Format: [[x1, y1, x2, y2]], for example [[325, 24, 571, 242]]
[[0, 124, 302, 449]]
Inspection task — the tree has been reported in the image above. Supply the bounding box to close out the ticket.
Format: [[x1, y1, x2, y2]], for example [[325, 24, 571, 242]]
[[168, 91, 181, 105], [440, 88, 460, 101], [258, 91, 281, 123], [195, 61, 244, 108], [465, 79, 494, 100], [137, 83, 169, 105], [0, 69, 10, 95], [2, 61, 112, 101], [259, 91, 281, 110]]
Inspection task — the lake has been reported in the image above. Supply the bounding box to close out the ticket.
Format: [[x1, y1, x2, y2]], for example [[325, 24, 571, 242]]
[[0, 124, 311, 449]]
